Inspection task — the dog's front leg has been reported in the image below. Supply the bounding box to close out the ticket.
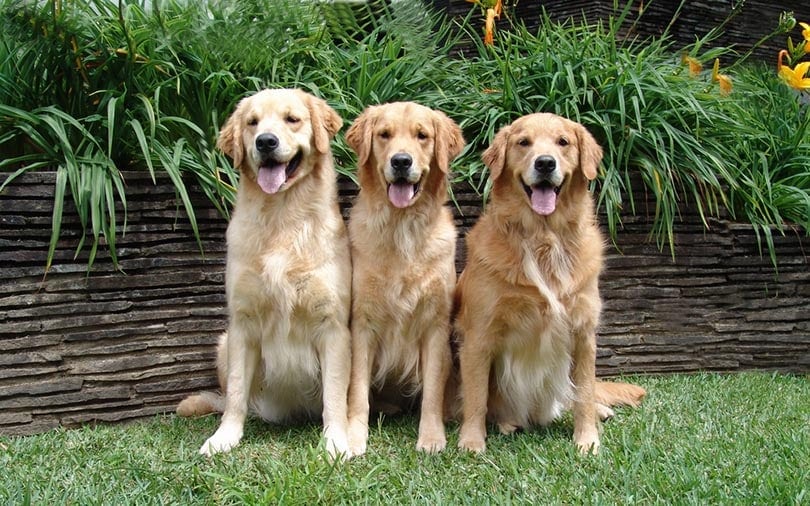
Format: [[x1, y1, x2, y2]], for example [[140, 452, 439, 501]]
[[347, 321, 375, 457], [458, 336, 492, 453], [200, 325, 258, 456], [319, 321, 351, 461], [571, 328, 600, 455], [416, 323, 452, 453]]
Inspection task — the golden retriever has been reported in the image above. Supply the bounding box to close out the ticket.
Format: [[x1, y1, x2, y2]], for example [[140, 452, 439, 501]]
[[176, 89, 352, 459], [344, 102, 465, 456], [455, 113, 645, 454]]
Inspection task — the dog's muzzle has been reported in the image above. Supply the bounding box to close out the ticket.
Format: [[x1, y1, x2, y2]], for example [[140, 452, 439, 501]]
[[387, 152, 421, 208], [523, 155, 564, 216], [254, 134, 302, 195]]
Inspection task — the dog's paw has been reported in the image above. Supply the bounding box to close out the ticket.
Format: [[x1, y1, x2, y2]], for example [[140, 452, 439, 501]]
[[199, 426, 242, 457], [458, 436, 486, 454], [324, 426, 350, 462], [574, 431, 601, 455], [416, 434, 447, 454], [347, 419, 368, 458], [497, 421, 520, 435], [596, 402, 615, 421]]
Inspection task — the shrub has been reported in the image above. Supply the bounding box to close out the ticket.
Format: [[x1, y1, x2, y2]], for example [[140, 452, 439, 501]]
[[0, 0, 807, 270]]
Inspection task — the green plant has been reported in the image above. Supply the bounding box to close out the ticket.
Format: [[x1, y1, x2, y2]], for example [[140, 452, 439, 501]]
[[1, 0, 808, 270]]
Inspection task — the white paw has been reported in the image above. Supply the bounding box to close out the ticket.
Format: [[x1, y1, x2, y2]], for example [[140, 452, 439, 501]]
[[199, 425, 243, 457], [324, 426, 350, 462], [575, 432, 601, 455]]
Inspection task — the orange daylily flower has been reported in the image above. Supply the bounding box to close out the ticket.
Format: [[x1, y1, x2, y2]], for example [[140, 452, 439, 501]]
[[468, 0, 502, 46], [484, 8, 496, 45], [778, 49, 810, 91], [681, 54, 702, 77], [711, 59, 733, 95]]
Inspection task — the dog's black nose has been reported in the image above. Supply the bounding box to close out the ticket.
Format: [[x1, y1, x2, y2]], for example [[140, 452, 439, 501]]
[[534, 155, 556, 174], [256, 133, 279, 153], [391, 153, 413, 174]]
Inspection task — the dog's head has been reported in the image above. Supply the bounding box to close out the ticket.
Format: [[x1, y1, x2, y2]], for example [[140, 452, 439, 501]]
[[217, 88, 342, 195], [483, 113, 602, 216], [346, 102, 464, 208]]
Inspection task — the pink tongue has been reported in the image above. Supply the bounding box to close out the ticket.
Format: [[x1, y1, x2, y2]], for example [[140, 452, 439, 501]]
[[388, 182, 415, 208], [257, 165, 287, 194], [531, 186, 557, 215]]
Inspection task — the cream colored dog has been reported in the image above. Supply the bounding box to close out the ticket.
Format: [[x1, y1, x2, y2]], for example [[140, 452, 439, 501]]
[[345, 102, 465, 456], [176, 89, 352, 459], [455, 113, 645, 455]]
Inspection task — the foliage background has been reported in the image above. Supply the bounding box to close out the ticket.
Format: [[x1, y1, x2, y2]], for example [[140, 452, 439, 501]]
[[1, 0, 808, 269]]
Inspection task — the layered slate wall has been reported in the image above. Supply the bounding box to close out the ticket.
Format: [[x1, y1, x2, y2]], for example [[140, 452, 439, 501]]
[[1, 172, 808, 436]]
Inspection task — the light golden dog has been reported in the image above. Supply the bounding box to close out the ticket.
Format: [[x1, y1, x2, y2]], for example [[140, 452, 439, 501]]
[[455, 113, 645, 454], [176, 89, 352, 459], [345, 102, 465, 456]]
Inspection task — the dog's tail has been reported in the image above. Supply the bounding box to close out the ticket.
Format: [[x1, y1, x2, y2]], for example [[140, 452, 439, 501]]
[[594, 380, 646, 408], [176, 391, 224, 417]]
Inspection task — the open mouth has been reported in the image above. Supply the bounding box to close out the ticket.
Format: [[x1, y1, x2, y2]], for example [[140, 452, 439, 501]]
[[387, 178, 421, 209], [256, 151, 303, 195], [522, 179, 563, 216]]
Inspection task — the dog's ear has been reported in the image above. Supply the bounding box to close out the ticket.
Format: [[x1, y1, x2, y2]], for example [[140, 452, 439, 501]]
[[346, 106, 376, 169], [482, 125, 510, 180], [432, 110, 465, 174], [307, 92, 343, 154], [576, 124, 603, 180], [217, 99, 245, 169]]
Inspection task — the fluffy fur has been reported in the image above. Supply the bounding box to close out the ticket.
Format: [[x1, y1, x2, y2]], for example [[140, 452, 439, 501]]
[[175, 89, 352, 460], [345, 102, 465, 456], [455, 113, 645, 454]]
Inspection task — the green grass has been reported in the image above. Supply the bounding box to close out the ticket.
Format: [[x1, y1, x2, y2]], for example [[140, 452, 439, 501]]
[[1, 372, 807, 504]]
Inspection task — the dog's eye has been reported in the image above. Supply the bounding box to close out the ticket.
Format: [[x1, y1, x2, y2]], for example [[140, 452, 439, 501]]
[[379, 130, 390, 139], [246, 117, 258, 127], [286, 115, 300, 124], [558, 136, 569, 147], [417, 131, 428, 141], [517, 138, 530, 147]]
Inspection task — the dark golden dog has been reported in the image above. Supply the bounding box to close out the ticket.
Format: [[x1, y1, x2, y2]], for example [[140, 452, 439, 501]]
[[455, 113, 645, 454]]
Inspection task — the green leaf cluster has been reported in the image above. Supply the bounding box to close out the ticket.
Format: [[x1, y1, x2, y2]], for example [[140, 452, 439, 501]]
[[1, 0, 807, 270]]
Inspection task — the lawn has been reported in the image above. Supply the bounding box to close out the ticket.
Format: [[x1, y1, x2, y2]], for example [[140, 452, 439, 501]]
[[1, 372, 807, 504]]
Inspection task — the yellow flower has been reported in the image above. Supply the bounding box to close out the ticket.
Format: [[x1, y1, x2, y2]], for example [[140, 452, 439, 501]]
[[778, 49, 810, 91], [801, 22, 810, 42], [801, 22, 810, 53], [681, 54, 702, 77], [711, 59, 733, 95]]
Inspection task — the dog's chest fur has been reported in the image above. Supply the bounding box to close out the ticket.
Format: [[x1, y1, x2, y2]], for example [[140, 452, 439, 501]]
[[226, 183, 350, 420], [350, 200, 456, 387], [485, 222, 599, 426]]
